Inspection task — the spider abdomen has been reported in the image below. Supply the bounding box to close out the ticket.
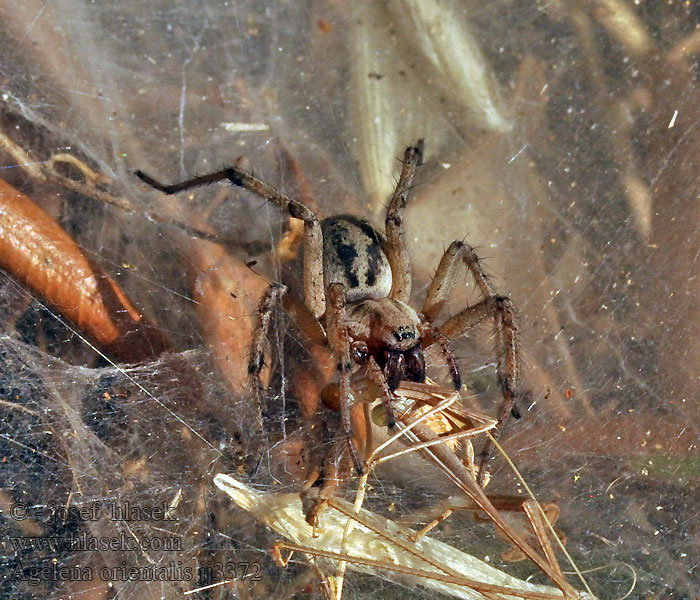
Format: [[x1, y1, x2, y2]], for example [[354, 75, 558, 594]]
[[321, 215, 392, 303]]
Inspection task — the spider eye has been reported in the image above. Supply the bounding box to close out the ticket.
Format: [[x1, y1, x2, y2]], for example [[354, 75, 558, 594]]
[[351, 342, 370, 363], [394, 328, 415, 342]]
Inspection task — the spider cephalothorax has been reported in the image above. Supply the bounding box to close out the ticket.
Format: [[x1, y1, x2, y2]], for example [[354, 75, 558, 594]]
[[345, 296, 426, 390], [136, 141, 519, 493], [321, 213, 437, 399]]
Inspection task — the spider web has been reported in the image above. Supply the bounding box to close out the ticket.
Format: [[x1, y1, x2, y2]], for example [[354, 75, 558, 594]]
[[0, 1, 699, 599]]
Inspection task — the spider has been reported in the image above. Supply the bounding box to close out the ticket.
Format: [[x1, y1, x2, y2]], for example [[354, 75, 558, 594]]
[[135, 142, 520, 487]]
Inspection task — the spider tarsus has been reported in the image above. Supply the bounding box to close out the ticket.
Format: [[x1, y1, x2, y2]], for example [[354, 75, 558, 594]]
[[348, 440, 364, 475], [511, 402, 522, 419], [135, 170, 176, 194], [384, 393, 398, 429], [409, 140, 425, 164]]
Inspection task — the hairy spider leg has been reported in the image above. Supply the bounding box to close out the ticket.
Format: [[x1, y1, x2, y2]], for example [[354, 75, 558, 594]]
[[417, 320, 462, 390], [385, 141, 424, 304], [135, 165, 326, 318], [325, 282, 364, 474], [248, 282, 288, 435], [422, 240, 521, 486], [383, 143, 464, 393]]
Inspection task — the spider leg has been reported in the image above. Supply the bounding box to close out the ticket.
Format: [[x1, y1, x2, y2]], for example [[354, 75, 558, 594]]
[[422, 241, 520, 486], [365, 355, 397, 429], [441, 295, 520, 485], [385, 142, 424, 303], [136, 164, 326, 318], [423, 240, 493, 323], [418, 320, 462, 390], [325, 283, 364, 474], [248, 281, 359, 525], [248, 281, 331, 441], [248, 282, 288, 435]]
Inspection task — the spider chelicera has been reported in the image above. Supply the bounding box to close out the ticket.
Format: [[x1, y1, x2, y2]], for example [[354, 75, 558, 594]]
[[135, 142, 520, 487]]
